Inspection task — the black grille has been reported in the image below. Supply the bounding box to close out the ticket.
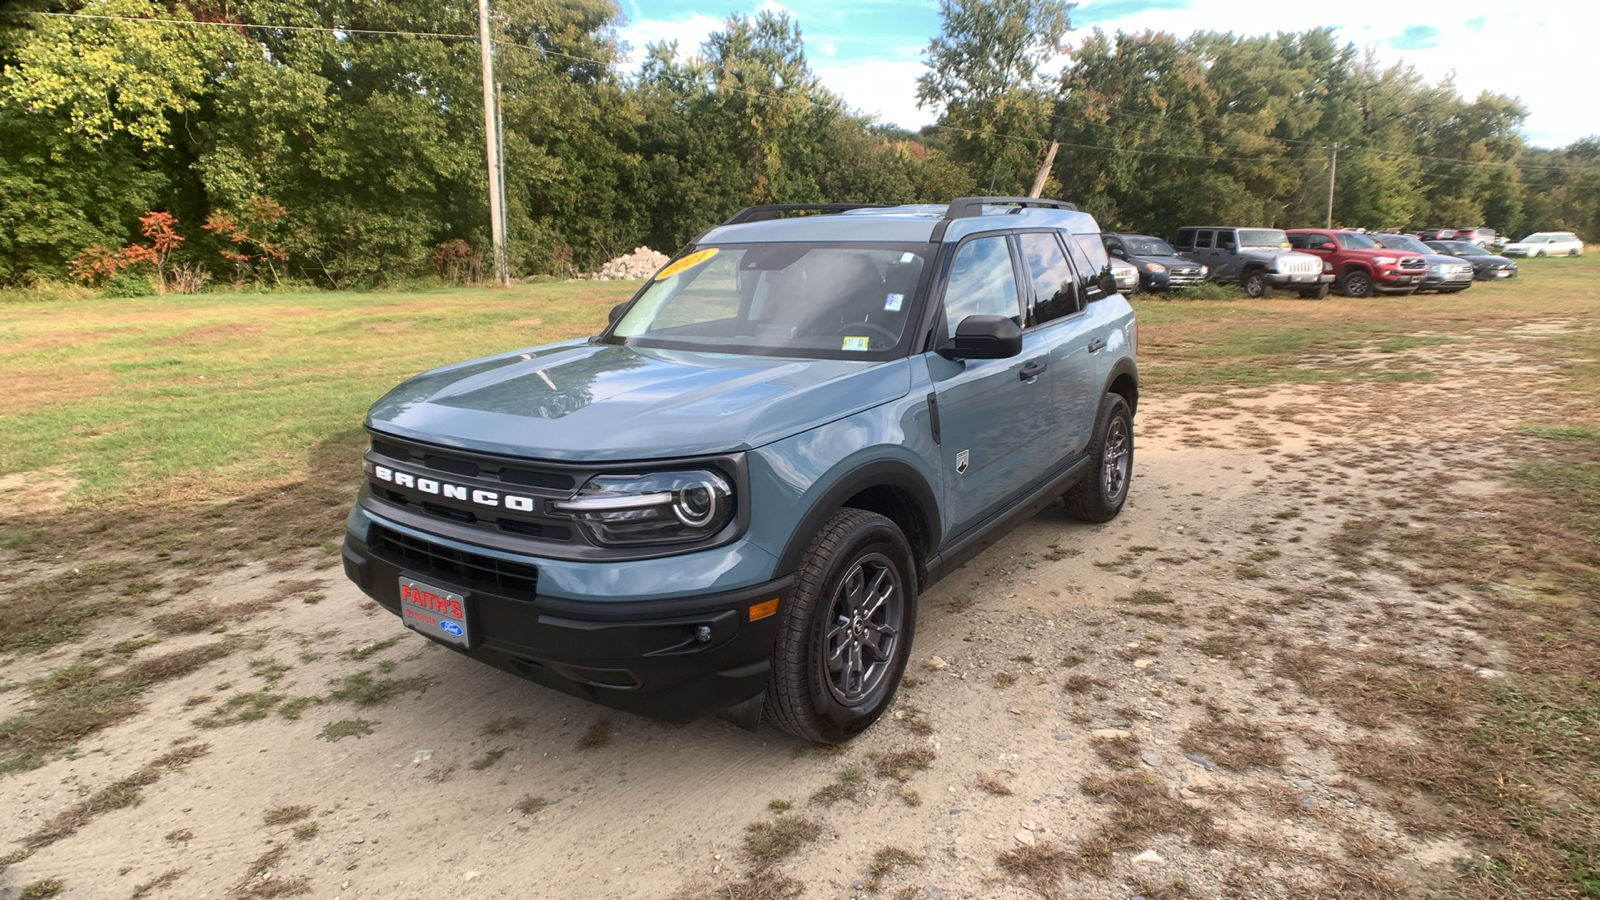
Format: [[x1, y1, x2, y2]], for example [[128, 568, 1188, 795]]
[[370, 526, 539, 600], [1400, 257, 1425, 269], [369, 437, 575, 492]]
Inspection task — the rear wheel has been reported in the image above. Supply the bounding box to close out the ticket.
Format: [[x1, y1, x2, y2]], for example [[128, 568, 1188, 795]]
[[766, 509, 916, 743], [1298, 284, 1329, 300], [1064, 393, 1133, 523], [1242, 270, 1271, 299], [1339, 269, 1373, 298]]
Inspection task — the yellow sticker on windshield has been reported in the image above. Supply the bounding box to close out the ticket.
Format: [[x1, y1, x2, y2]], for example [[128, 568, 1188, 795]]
[[654, 248, 719, 281], [842, 336, 870, 351]]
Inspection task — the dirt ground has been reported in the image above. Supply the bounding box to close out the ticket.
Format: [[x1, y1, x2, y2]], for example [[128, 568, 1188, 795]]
[[0, 322, 1584, 899]]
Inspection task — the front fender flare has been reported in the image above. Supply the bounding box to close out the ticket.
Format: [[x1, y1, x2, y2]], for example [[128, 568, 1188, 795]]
[[774, 458, 941, 579]]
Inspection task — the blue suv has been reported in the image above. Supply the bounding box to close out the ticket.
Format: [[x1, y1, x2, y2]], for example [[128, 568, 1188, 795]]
[[341, 197, 1139, 742]]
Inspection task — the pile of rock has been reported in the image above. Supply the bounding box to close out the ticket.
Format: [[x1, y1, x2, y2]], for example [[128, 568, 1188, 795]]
[[594, 247, 670, 280]]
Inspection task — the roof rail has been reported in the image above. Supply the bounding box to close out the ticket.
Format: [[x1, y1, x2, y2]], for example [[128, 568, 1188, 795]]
[[720, 203, 892, 226], [931, 197, 1078, 241]]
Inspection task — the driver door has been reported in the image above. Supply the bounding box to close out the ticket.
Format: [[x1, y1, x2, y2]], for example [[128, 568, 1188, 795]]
[[926, 235, 1057, 538]]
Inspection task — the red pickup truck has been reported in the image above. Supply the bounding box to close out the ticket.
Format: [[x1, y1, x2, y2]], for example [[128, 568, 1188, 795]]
[[1286, 229, 1428, 298]]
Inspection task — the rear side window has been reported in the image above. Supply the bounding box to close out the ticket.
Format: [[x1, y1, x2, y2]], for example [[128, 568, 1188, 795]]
[[1019, 232, 1081, 325], [1066, 235, 1114, 303], [1173, 229, 1194, 250], [941, 236, 1021, 340]]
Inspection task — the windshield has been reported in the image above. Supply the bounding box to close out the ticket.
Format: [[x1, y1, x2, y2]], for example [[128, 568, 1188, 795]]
[[1376, 235, 1430, 254], [1124, 237, 1177, 256], [1335, 232, 1381, 250], [606, 243, 931, 359], [1239, 229, 1289, 248], [1520, 234, 1548, 243]]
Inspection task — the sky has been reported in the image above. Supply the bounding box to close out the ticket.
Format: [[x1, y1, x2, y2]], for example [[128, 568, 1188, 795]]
[[614, 0, 1597, 148]]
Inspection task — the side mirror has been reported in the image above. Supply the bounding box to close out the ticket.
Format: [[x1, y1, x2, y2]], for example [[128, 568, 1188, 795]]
[[940, 315, 1023, 360], [1109, 247, 1126, 258], [608, 302, 628, 324]]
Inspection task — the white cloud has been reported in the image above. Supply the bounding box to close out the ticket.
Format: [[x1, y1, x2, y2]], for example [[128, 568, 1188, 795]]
[[616, 13, 723, 62], [1066, 0, 1595, 146], [811, 59, 935, 130]]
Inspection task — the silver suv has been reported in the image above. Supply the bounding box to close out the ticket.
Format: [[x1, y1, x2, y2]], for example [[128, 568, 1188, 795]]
[[1172, 226, 1334, 299]]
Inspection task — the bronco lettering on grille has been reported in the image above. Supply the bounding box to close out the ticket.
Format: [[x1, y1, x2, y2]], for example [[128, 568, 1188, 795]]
[[374, 465, 538, 512]]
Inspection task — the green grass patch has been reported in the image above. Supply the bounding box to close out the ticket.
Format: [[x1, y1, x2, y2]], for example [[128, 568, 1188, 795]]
[[327, 670, 429, 706], [318, 719, 375, 742], [0, 525, 47, 550], [0, 282, 630, 504], [1516, 423, 1599, 442]]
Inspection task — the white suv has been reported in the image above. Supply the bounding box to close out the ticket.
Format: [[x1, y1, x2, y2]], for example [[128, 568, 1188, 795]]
[[1502, 232, 1584, 258]]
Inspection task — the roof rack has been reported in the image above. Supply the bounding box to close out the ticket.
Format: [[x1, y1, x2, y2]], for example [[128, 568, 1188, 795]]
[[929, 196, 1079, 241], [720, 203, 892, 226]]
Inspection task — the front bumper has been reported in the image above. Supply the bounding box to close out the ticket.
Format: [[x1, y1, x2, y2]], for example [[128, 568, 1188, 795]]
[[1476, 266, 1517, 280], [1374, 272, 1425, 293], [342, 513, 788, 724], [1419, 273, 1474, 292], [1266, 273, 1334, 287]]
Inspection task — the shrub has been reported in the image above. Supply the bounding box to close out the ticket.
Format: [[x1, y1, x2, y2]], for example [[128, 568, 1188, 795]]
[[102, 272, 155, 298]]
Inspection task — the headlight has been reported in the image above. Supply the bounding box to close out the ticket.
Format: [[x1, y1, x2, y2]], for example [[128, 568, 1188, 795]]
[[1199, 265, 1209, 277], [1144, 262, 1166, 274], [1428, 265, 1442, 275], [552, 470, 733, 546], [1373, 256, 1397, 265]]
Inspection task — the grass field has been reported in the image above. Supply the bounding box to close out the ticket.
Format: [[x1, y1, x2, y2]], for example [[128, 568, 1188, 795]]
[[1, 256, 1595, 507]]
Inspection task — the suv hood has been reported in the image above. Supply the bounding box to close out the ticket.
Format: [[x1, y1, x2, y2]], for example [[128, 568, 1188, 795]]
[[365, 340, 913, 462], [1127, 254, 1199, 269]]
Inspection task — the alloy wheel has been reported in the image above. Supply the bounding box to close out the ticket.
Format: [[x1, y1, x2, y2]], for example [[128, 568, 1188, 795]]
[[1102, 416, 1131, 504], [821, 553, 904, 706]]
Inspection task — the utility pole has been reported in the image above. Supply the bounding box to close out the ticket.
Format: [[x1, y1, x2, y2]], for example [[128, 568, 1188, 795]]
[[1028, 141, 1059, 199], [478, 0, 509, 286], [1325, 143, 1340, 229], [495, 80, 509, 266]]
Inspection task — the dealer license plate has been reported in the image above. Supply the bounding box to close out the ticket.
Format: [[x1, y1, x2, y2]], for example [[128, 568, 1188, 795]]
[[399, 576, 470, 648]]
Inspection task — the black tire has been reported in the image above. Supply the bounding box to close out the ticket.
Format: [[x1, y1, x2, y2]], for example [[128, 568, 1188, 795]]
[[1298, 284, 1330, 300], [1242, 270, 1271, 299], [1063, 393, 1134, 523], [1535, 250, 1546, 258], [765, 509, 916, 743], [1571, 248, 1582, 258], [1339, 269, 1373, 298]]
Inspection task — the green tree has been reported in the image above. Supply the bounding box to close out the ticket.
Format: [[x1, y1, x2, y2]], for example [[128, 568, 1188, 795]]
[[917, 0, 1073, 196]]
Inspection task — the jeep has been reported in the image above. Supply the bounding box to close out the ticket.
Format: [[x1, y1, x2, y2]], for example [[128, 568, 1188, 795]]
[[341, 197, 1138, 742], [1171, 226, 1332, 299], [1286, 229, 1429, 297]]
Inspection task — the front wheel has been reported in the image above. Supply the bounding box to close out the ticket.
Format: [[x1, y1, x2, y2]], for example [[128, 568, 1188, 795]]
[[766, 509, 916, 743], [1064, 393, 1134, 523], [1339, 270, 1373, 298], [1242, 270, 1271, 299], [1298, 284, 1330, 300]]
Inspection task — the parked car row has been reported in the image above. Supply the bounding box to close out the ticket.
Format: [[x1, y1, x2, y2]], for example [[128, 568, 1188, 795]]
[[1098, 221, 1585, 298], [1500, 231, 1584, 257]]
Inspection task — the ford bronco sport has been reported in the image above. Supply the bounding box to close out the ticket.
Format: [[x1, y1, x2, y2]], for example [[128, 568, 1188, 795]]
[[341, 197, 1139, 742], [1171, 226, 1332, 299]]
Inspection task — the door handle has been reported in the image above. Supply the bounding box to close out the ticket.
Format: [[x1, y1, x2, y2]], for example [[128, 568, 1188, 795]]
[[1018, 361, 1047, 381], [1087, 338, 1107, 353]]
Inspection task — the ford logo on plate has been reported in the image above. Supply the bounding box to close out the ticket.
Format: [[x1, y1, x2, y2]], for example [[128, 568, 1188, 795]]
[[439, 621, 464, 637]]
